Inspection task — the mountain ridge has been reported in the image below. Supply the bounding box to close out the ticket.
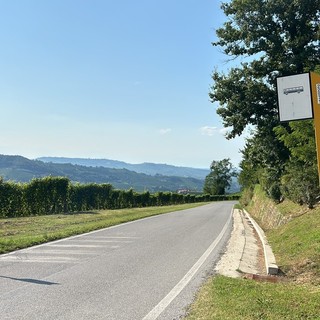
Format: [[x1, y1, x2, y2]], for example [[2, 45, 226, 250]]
[[0, 154, 205, 193], [36, 156, 210, 179]]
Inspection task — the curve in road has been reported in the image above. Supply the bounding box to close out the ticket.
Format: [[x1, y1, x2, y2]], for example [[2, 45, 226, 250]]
[[0, 201, 235, 320]]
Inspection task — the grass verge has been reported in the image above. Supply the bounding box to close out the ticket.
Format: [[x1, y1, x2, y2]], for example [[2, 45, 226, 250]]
[[186, 276, 320, 320], [0, 203, 206, 254], [267, 206, 320, 285], [246, 185, 320, 284], [185, 186, 320, 319]]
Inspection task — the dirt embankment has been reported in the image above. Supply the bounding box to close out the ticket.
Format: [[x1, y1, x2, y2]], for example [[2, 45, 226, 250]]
[[246, 190, 288, 230], [243, 185, 320, 286], [245, 185, 309, 230]]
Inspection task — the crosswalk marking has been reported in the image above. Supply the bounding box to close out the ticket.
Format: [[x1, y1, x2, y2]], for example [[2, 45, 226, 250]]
[[46, 244, 105, 248], [21, 250, 97, 255], [0, 234, 137, 265], [69, 239, 133, 243], [0, 255, 77, 263]]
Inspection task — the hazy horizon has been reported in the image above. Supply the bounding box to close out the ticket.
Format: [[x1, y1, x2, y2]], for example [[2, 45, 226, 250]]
[[0, 1, 247, 168]]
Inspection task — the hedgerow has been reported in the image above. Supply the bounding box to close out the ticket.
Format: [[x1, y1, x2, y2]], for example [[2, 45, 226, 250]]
[[0, 176, 239, 217]]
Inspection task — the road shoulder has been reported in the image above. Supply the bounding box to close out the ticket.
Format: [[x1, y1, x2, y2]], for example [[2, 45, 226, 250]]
[[215, 209, 264, 277]]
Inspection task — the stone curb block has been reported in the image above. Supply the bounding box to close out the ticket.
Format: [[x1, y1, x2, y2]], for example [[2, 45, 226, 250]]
[[243, 209, 278, 275]]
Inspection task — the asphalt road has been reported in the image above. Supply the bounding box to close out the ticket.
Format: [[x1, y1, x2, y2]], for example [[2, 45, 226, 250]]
[[0, 202, 234, 320]]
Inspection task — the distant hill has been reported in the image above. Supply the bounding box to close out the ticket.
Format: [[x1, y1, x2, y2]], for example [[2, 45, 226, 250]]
[[0, 155, 205, 192], [37, 157, 240, 193], [37, 157, 210, 179]]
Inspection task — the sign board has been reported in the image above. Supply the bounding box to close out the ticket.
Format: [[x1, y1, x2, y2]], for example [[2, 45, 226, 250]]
[[276, 72, 320, 185], [277, 73, 313, 122]]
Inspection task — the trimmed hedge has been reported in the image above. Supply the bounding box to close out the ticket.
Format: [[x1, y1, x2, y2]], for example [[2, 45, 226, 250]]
[[0, 176, 239, 218]]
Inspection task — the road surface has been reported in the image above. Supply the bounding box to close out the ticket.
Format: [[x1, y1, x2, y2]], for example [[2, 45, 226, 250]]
[[0, 202, 234, 320]]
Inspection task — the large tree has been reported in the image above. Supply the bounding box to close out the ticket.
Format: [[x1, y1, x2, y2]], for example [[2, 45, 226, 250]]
[[211, 0, 320, 205], [210, 0, 320, 138], [238, 125, 289, 200], [204, 158, 236, 195], [275, 120, 320, 207]]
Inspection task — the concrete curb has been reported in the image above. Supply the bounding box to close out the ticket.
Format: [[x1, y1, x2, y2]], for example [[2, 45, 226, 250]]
[[243, 209, 278, 275]]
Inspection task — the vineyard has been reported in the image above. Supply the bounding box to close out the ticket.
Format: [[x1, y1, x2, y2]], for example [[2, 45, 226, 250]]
[[0, 176, 239, 218]]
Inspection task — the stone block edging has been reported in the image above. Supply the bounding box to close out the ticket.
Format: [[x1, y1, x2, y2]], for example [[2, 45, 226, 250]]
[[243, 209, 279, 275]]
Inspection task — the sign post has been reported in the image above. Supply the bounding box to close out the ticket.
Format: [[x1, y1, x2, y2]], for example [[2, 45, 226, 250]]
[[277, 72, 320, 184], [310, 72, 320, 183]]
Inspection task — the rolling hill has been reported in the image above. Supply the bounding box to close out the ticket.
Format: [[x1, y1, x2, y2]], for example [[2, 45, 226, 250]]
[[0, 155, 205, 192], [37, 157, 210, 179]]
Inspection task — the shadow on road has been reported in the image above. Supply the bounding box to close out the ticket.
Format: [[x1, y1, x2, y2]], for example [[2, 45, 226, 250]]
[[0, 275, 59, 285]]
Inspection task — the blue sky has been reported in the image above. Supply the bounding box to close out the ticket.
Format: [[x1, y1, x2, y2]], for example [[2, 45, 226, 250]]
[[0, 0, 246, 169]]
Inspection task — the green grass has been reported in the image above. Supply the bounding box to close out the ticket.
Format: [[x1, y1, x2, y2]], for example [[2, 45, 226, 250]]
[[186, 276, 320, 320], [276, 199, 308, 218], [233, 203, 243, 210], [267, 207, 320, 284], [244, 185, 320, 283], [185, 186, 320, 319], [0, 203, 206, 254]]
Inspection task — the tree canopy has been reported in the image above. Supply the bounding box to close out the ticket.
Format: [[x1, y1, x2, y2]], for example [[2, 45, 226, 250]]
[[204, 158, 236, 195], [211, 0, 320, 206], [210, 0, 320, 138]]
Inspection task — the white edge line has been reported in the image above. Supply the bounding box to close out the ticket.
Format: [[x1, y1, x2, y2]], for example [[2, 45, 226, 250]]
[[142, 207, 233, 320]]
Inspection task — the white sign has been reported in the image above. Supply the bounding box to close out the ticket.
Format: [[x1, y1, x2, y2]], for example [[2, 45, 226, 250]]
[[277, 73, 313, 122]]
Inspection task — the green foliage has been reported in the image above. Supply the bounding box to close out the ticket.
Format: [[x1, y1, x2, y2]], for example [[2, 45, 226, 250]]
[[268, 206, 320, 284], [211, 66, 276, 138], [275, 121, 320, 207], [281, 162, 319, 208], [211, 0, 319, 138], [238, 126, 289, 201], [23, 177, 69, 215], [275, 120, 316, 165], [68, 183, 114, 211], [239, 187, 254, 207], [238, 117, 320, 206], [0, 178, 24, 218], [240, 121, 320, 206], [0, 176, 240, 218], [245, 185, 320, 284], [204, 159, 237, 195], [211, 0, 320, 206]]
